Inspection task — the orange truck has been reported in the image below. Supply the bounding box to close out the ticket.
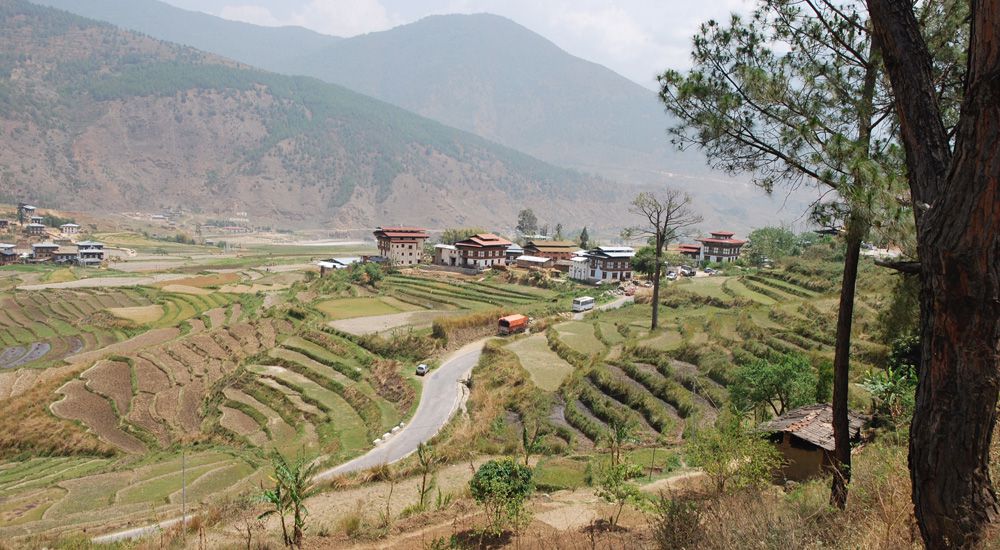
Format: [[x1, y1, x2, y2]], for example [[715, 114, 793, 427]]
[[498, 314, 529, 335]]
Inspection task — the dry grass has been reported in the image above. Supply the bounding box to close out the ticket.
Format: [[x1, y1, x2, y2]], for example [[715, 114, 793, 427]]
[[0, 365, 118, 459], [106, 305, 163, 325]]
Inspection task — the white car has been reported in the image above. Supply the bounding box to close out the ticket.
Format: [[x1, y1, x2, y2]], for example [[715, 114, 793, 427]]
[[415, 364, 429, 376]]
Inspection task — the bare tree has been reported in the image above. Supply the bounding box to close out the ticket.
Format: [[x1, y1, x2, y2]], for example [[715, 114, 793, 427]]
[[628, 190, 702, 330]]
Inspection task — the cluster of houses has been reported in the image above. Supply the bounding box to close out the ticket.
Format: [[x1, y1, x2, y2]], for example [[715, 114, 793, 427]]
[[0, 204, 105, 266], [315, 226, 747, 284]]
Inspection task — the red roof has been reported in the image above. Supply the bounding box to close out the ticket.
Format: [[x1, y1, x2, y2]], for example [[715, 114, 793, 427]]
[[678, 244, 701, 251], [456, 233, 512, 248], [375, 226, 429, 239], [711, 231, 735, 237], [697, 237, 747, 245]]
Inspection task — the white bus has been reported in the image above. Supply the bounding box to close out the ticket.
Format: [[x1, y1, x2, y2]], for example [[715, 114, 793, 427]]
[[572, 296, 595, 312]]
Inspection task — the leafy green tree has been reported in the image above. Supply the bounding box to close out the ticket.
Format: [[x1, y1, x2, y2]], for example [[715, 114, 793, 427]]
[[603, 419, 635, 468], [578, 226, 590, 250], [516, 209, 537, 235], [746, 226, 799, 265], [595, 461, 644, 528], [469, 458, 534, 536], [631, 246, 659, 279], [259, 451, 318, 548], [689, 415, 782, 494], [439, 227, 486, 244], [729, 354, 816, 419], [627, 190, 702, 330]]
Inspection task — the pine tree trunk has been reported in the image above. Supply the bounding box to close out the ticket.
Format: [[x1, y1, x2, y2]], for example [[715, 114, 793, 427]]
[[830, 218, 863, 509], [868, 1, 1000, 545]]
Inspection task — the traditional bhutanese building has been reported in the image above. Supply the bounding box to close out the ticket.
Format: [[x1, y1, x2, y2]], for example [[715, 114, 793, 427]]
[[523, 240, 581, 261], [373, 226, 429, 266], [695, 231, 747, 263], [580, 246, 634, 283], [453, 233, 511, 271]]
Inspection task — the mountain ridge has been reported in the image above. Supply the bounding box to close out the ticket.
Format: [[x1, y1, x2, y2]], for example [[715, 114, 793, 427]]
[[0, 0, 625, 230]]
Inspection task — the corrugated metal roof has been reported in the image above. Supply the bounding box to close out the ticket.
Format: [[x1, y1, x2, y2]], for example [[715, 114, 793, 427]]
[[515, 255, 550, 263], [762, 404, 866, 451]]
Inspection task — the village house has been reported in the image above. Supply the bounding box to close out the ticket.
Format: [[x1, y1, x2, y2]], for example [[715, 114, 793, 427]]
[[60, 223, 80, 235], [504, 243, 524, 263], [24, 223, 46, 236], [514, 255, 553, 269], [317, 257, 360, 276], [31, 242, 59, 262], [673, 243, 703, 260], [568, 256, 590, 281], [579, 246, 635, 283], [373, 226, 428, 266], [763, 403, 867, 481], [0, 243, 17, 265], [29, 216, 44, 225], [0, 219, 9, 230], [523, 240, 580, 261], [454, 233, 511, 271], [695, 231, 747, 263], [433, 243, 459, 266], [76, 241, 105, 266], [53, 245, 78, 264], [19, 204, 35, 221]]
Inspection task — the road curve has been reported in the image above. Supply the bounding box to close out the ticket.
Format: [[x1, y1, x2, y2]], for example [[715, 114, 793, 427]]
[[314, 339, 485, 479], [91, 339, 487, 543]]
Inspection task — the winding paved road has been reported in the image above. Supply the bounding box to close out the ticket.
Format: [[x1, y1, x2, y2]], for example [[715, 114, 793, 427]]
[[92, 339, 486, 543], [314, 339, 485, 479]]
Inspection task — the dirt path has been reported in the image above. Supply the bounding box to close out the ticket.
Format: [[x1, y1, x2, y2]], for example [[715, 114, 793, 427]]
[[19, 274, 187, 290]]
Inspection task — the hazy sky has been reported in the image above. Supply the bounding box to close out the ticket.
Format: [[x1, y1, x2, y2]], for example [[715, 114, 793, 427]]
[[158, 0, 751, 88]]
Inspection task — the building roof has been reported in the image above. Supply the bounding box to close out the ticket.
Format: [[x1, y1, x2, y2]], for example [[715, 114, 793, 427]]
[[569, 256, 589, 263], [697, 237, 747, 245], [455, 233, 512, 248], [506, 244, 524, 253], [25, 223, 45, 228], [762, 403, 866, 452], [587, 246, 635, 259], [434, 243, 457, 251], [76, 241, 104, 247], [515, 255, 551, 264], [21, 205, 35, 210], [710, 231, 735, 237], [526, 240, 580, 252], [374, 226, 430, 239], [60, 223, 80, 228], [55, 246, 78, 254], [32, 242, 59, 249]]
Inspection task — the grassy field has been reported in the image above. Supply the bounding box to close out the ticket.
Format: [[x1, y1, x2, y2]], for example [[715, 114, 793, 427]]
[[507, 333, 575, 392], [315, 296, 419, 320]]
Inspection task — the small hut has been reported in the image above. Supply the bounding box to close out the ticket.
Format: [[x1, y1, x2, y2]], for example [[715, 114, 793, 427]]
[[762, 403, 866, 481]]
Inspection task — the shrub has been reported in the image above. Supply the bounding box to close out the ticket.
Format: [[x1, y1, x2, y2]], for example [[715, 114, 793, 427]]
[[469, 458, 534, 536]]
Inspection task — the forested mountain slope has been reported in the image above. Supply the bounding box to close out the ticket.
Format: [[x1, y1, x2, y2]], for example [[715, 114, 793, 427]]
[[0, 0, 619, 229]]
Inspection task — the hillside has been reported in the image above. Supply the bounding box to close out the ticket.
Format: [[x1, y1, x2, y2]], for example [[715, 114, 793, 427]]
[[29, 0, 815, 232], [0, 0, 620, 229]]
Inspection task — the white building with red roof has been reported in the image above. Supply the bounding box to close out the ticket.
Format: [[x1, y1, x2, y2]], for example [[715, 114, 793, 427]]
[[373, 226, 429, 266]]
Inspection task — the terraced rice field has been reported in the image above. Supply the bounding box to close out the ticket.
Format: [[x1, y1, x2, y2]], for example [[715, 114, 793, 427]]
[[315, 296, 420, 320], [507, 334, 575, 392], [554, 321, 606, 356], [383, 274, 560, 311]]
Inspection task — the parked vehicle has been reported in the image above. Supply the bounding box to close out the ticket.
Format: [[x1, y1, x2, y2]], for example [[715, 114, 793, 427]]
[[498, 314, 529, 335], [415, 364, 429, 376], [704, 267, 717, 275], [679, 265, 696, 277], [666, 271, 677, 281], [572, 296, 595, 312]]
